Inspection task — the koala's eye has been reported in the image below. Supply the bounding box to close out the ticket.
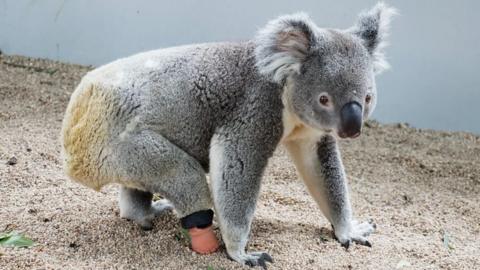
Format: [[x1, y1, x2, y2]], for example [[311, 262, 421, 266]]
[[365, 94, 372, 104], [319, 95, 329, 106]]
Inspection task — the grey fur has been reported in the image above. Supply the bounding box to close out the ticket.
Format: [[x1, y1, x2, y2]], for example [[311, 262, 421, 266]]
[[255, 12, 320, 84], [61, 2, 395, 267], [316, 135, 375, 246]]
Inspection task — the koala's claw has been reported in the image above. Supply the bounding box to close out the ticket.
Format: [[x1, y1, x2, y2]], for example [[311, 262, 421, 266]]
[[139, 221, 154, 231], [335, 219, 376, 250], [229, 251, 273, 269], [246, 252, 273, 269], [370, 220, 377, 230], [258, 252, 274, 263], [341, 240, 351, 250]]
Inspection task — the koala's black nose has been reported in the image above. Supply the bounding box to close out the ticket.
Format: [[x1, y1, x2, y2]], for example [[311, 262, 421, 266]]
[[339, 101, 362, 138]]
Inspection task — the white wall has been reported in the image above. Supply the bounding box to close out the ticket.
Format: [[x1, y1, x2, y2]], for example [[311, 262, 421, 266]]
[[1, 0, 479, 133]]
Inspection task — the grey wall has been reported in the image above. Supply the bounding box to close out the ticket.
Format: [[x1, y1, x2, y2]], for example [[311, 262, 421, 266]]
[[1, 0, 479, 133]]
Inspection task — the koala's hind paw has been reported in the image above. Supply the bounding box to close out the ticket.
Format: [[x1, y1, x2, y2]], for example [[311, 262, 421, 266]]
[[121, 199, 173, 230], [151, 199, 174, 214], [228, 251, 273, 269], [335, 219, 376, 250]]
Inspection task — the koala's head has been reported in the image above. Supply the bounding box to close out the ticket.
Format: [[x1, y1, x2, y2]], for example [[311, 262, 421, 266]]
[[255, 2, 396, 139]]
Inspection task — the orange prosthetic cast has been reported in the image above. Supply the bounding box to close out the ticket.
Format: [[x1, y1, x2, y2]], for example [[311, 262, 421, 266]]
[[181, 209, 218, 254], [188, 225, 220, 254]]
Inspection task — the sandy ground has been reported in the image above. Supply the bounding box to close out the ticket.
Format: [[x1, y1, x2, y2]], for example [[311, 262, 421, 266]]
[[0, 54, 479, 270]]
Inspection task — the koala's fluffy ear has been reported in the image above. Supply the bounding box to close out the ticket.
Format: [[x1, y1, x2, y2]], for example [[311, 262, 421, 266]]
[[350, 2, 397, 74], [255, 13, 318, 84]]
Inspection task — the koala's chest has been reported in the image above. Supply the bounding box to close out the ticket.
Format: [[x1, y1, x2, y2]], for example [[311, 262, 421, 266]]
[[280, 108, 324, 143]]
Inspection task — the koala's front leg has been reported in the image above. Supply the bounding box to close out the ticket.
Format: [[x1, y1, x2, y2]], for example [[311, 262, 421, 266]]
[[285, 135, 375, 249], [210, 135, 274, 269]]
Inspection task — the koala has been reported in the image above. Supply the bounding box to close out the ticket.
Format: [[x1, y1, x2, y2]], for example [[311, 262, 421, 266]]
[[61, 2, 395, 268]]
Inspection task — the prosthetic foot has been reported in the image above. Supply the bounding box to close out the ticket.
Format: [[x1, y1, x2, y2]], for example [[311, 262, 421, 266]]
[[181, 210, 219, 254]]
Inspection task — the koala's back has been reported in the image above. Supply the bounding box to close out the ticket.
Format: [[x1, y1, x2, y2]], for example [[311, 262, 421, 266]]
[[61, 42, 261, 190], [61, 80, 119, 190]]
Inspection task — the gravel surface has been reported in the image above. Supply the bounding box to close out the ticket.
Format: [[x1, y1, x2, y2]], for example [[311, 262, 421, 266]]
[[1, 54, 479, 269]]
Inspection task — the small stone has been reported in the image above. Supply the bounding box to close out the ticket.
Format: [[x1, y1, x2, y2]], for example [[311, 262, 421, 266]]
[[402, 194, 412, 204], [396, 259, 411, 269], [26, 147, 32, 152], [364, 120, 380, 128], [6, 156, 17, 165], [396, 123, 408, 129]]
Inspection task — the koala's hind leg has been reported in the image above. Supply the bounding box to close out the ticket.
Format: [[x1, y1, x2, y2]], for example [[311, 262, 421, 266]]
[[114, 130, 213, 226], [118, 186, 173, 230]]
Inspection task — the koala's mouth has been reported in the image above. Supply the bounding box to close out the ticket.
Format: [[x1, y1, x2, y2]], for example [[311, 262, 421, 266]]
[[337, 130, 361, 139]]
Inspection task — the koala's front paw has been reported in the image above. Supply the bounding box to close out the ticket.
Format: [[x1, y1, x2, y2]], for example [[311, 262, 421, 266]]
[[228, 251, 273, 269], [334, 219, 376, 249]]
